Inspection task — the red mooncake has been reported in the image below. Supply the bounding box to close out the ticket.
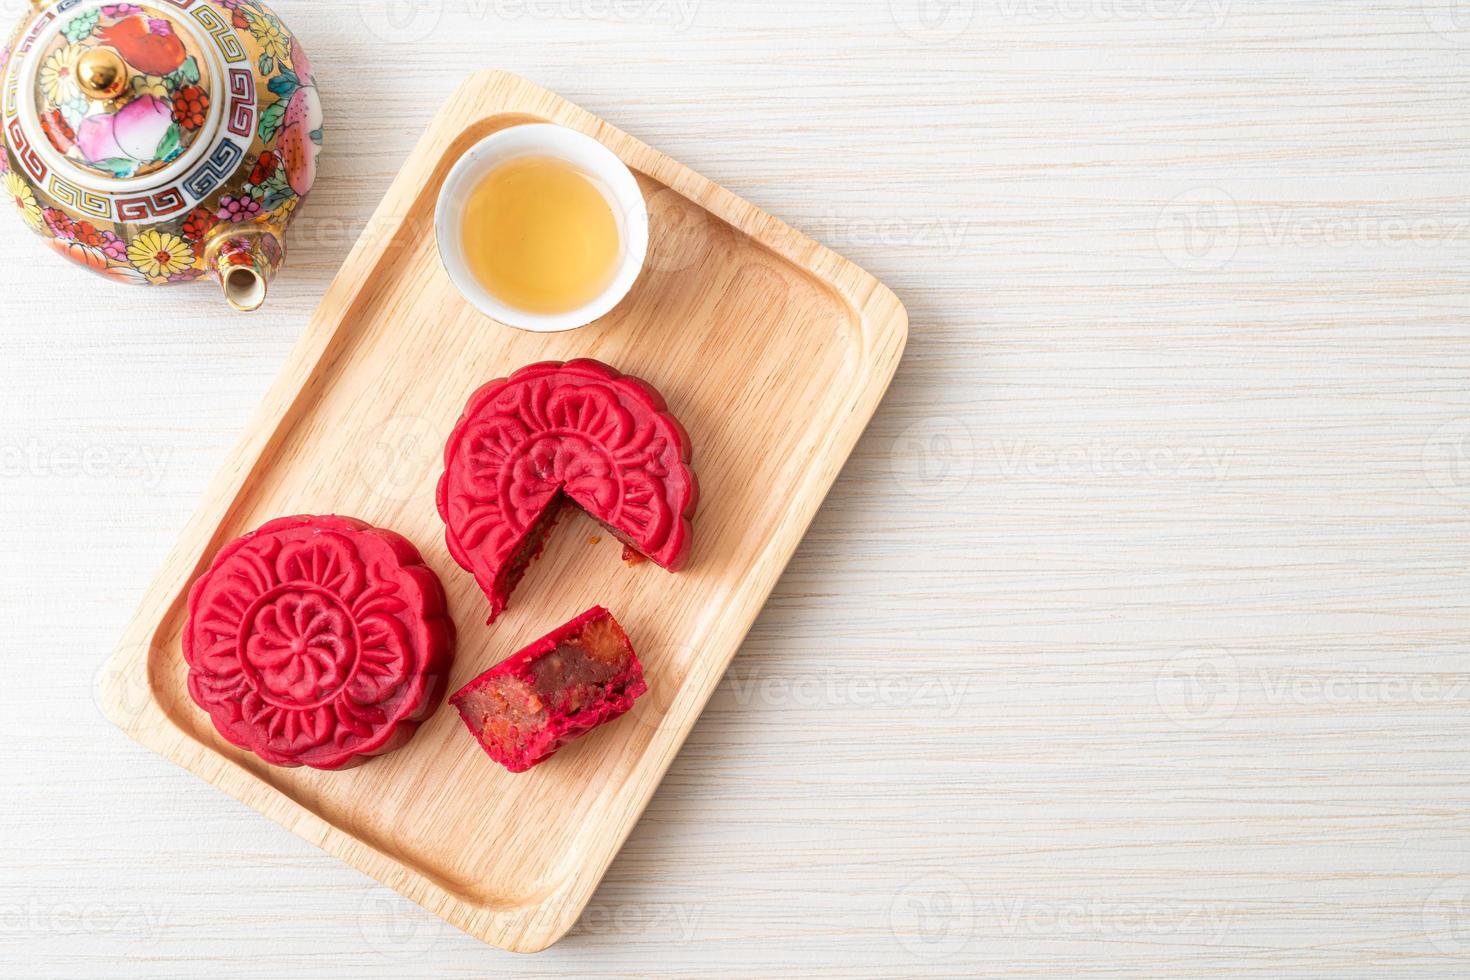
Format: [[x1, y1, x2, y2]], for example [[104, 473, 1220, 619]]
[[450, 606, 647, 773], [437, 359, 698, 622], [183, 515, 455, 771]]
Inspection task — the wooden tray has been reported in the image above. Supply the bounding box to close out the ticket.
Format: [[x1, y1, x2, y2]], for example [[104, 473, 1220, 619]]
[[99, 70, 907, 953]]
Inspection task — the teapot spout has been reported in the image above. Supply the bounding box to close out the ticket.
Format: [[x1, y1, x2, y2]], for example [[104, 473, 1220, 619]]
[[206, 229, 284, 313]]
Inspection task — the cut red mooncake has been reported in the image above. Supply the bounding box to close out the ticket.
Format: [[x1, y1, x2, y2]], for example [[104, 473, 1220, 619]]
[[437, 359, 698, 622], [182, 515, 456, 771], [450, 606, 647, 773]]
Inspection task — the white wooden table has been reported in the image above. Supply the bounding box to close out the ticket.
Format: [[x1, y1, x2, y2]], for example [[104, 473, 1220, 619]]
[[3, 1, 1468, 975]]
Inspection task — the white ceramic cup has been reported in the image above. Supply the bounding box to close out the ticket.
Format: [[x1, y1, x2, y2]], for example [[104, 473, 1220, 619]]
[[435, 123, 650, 332]]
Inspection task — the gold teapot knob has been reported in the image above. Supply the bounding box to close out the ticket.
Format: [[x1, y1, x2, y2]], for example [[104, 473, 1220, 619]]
[[76, 48, 129, 102]]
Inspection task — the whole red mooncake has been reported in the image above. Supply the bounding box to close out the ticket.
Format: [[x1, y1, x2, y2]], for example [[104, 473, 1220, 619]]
[[437, 359, 698, 622], [450, 606, 647, 773], [183, 515, 456, 770]]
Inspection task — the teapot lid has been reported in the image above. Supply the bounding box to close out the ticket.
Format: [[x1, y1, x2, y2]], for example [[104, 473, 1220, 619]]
[[3, 0, 260, 221]]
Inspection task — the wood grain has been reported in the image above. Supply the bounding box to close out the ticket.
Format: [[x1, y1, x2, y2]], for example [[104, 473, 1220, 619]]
[[2, 0, 1468, 975], [95, 71, 906, 954]]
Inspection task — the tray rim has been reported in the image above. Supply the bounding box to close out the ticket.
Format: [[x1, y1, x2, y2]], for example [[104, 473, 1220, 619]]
[[98, 69, 909, 953]]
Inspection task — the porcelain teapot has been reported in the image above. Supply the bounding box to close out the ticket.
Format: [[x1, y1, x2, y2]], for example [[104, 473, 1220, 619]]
[[1, 0, 321, 310]]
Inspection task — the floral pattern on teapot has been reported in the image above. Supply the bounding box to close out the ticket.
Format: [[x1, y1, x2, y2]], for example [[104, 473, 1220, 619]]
[[0, 0, 322, 292], [34, 5, 216, 180]]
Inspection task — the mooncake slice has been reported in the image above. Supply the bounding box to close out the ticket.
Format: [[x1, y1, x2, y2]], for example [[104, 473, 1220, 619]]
[[182, 515, 455, 771], [450, 606, 647, 773], [436, 359, 698, 622]]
